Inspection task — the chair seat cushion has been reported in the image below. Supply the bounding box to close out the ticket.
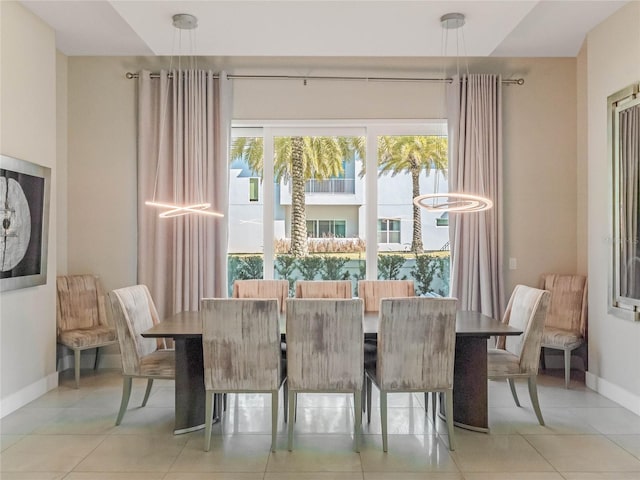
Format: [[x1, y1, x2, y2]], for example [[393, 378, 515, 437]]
[[542, 327, 584, 349], [58, 326, 117, 349], [487, 348, 523, 377], [139, 350, 175, 378]]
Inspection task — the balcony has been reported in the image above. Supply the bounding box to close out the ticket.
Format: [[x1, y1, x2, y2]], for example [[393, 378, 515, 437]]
[[303, 178, 356, 194]]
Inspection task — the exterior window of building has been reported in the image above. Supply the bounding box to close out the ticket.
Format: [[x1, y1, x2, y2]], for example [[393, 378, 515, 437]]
[[378, 219, 401, 243], [249, 177, 259, 202], [307, 220, 346, 238]]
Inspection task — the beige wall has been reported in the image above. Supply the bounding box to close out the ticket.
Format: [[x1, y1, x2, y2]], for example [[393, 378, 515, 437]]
[[585, 1, 640, 406], [0, 2, 58, 410], [57, 51, 68, 275], [67, 56, 579, 300]]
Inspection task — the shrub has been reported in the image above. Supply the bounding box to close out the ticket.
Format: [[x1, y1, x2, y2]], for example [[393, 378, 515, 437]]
[[297, 256, 323, 280], [377, 254, 406, 280], [234, 255, 264, 280], [411, 254, 443, 295], [320, 255, 351, 280], [275, 254, 298, 295]]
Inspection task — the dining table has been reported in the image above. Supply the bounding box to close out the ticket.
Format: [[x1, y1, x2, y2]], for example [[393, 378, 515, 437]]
[[142, 309, 521, 434]]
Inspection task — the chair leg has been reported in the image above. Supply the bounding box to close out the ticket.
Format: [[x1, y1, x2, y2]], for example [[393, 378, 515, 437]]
[[380, 390, 388, 452], [204, 390, 214, 451], [271, 391, 278, 452], [283, 381, 288, 423], [223, 393, 228, 411], [74, 349, 81, 389], [366, 375, 372, 424], [94, 347, 101, 370], [141, 378, 154, 407], [362, 373, 367, 413], [507, 378, 521, 407], [564, 348, 571, 389], [431, 392, 437, 424], [540, 346, 546, 370], [528, 376, 545, 426], [115, 376, 132, 425], [445, 390, 455, 451], [424, 392, 429, 413], [354, 390, 362, 453], [287, 390, 296, 451]]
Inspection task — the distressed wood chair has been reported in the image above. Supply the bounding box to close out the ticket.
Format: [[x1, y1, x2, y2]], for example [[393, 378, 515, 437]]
[[201, 299, 286, 452], [108, 284, 175, 426], [56, 275, 118, 388], [489, 285, 551, 425], [232, 279, 289, 313], [285, 298, 364, 452], [295, 280, 352, 299], [365, 297, 457, 451], [358, 280, 416, 413], [538, 274, 588, 388]]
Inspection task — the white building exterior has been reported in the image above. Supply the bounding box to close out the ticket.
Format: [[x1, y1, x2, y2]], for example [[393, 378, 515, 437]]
[[229, 157, 450, 254]]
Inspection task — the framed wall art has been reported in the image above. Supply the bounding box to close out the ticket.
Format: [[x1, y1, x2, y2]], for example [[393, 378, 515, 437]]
[[1, 154, 51, 292]]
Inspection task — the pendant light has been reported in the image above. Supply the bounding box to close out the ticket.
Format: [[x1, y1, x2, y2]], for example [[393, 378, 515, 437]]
[[145, 13, 224, 219], [412, 13, 493, 213]]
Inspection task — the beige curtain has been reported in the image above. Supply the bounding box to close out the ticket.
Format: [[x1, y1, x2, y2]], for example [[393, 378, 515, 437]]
[[447, 74, 504, 319], [620, 103, 640, 298], [137, 69, 231, 319]]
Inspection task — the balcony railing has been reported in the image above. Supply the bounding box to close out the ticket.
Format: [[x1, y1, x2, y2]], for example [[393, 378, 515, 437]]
[[302, 178, 356, 194]]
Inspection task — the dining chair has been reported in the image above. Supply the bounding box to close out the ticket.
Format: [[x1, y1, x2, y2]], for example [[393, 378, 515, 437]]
[[232, 279, 289, 313], [285, 298, 364, 452], [201, 299, 286, 452], [294, 280, 352, 299], [108, 284, 175, 426], [358, 280, 416, 413], [56, 275, 118, 388], [488, 285, 551, 425], [538, 273, 588, 388], [365, 297, 457, 451]]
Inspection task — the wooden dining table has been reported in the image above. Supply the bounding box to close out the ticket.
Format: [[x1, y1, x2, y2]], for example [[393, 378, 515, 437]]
[[142, 309, 521, 434]]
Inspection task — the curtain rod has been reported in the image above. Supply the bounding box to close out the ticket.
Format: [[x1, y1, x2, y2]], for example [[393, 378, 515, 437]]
[[125, 72, 525, 85]]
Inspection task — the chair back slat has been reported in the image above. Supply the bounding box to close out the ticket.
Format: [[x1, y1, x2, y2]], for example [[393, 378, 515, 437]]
[[201, 299, 281, 391], [295, 280, 352, 299], [286, 298, 363, 391], [503, 285, 551, 374], [358, 280, 415, 312], [232, 279, 289, 312], [108, 285, 161, 376], [539, 274, 587, 336], [378, 297, 456, 391], [56, 275, 107, 332]]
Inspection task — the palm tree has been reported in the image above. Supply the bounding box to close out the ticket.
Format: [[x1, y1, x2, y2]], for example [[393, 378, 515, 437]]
[[377, 135, 448, 253], [231, 136, 364, 257]]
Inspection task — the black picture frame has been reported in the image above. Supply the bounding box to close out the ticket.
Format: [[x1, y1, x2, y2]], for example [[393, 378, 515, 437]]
[[1, 154, 51, 292]]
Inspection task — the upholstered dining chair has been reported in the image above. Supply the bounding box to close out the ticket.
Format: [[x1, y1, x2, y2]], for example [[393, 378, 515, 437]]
[[358, 280, 416, 413], [285, 298, 364, 452], [538, 274, 588, 388], [56, 275, 118, 388], [295, 280, 352, 299], [489, 285, 551, 425], [201, 299, 286, 452], [108, 284, 175, 426], [365, 297, 457, 451], [232, 279, 289, 313]]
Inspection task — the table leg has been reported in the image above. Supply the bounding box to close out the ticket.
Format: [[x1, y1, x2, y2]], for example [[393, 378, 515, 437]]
[[440, 336, 489, 432], [174, 337, 211, 434]]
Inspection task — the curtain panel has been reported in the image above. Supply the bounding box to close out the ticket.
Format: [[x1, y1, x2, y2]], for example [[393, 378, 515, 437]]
[[137, 70, 231, 319], [620, 103, 640, 298], [447, 74, 505, 319]]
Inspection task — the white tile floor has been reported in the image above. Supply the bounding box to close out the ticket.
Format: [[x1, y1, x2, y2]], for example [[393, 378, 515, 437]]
[[2, 368, 640, 480]]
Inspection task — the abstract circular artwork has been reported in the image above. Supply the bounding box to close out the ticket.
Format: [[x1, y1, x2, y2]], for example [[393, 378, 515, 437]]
[[1, 176, 32, 271]]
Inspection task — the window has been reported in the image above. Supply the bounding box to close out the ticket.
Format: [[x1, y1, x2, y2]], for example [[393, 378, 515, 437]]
[[378, 219, 401, 243], [249, 177, 259, 202], [307, 220, 346, 238]]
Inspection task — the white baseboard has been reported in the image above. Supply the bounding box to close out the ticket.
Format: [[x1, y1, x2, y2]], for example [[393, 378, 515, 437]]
[[586, 371, 640, 416], [0, 372, 59, 419]]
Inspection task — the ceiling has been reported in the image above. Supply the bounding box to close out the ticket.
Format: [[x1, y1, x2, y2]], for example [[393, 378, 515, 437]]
[[21, 0, 630, 58]]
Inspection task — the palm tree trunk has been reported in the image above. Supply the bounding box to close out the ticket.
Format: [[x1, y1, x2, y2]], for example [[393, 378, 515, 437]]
[[290, 136, 308, 257], [411, 167, 423, 253]]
